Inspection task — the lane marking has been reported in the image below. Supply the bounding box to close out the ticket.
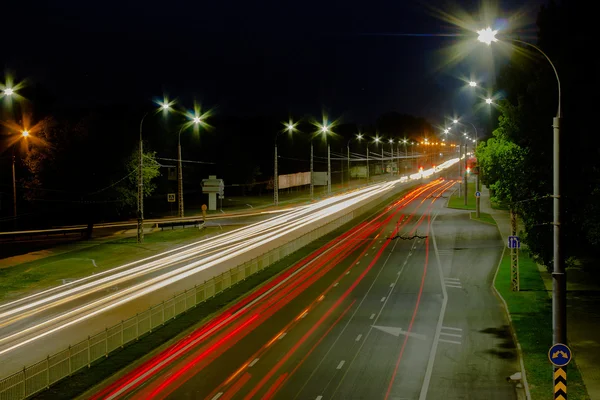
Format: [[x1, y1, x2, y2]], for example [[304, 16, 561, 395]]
[[211, 393, 223, 400], [356, 261, 360, 264], [419, 208, 448, 400], [249, 358, 259, 367], [370, 313, 376, 320], [346, 271, 351, 275], [355, 334, 362, 342], [389, 283, 395, 288], [365, 253, 369, 256], [336, 360, 345, 370], [439, 338, 461, 345], [333, 282, 339, 287], [440, 332, 461, 338], [278, 332, 287, 340], [444, 277, 460, 281], [445, 284, 462, 288], [380, 297, 386, 302], [442, 326, 462, 331], [316, 396, 323, 400]]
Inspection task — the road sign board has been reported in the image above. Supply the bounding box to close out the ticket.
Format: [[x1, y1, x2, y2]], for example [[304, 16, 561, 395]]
[[167, 193, 176, 203], [475, 191, 481, 198], [508, 235, 520, 249], [549, 343, 572, 367]]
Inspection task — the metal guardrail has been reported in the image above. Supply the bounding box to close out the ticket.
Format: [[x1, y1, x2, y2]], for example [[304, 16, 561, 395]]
[[156, 219, 205, 231], [0, 180, 413, 400], [0, 227, 88, 242]]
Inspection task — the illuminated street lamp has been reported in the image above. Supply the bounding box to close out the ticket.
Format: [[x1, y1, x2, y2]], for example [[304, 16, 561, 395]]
[[469, 81, 477, 87], [485, 98, 493, 105], [274, 120, 297, 205], [11, 129, 31, 224], [3, 88, 14, 96], [177, 115, 202, 217], [388, 139, 394, 176], [316, 119, 333, 194], [347, 133, 363, 187], [478, 26, 565, 352]]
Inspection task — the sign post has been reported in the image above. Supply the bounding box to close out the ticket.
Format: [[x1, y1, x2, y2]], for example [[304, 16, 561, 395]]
[[475, 190, 481, 218], [549, 343, 571, 400], [508, 231, 520, 292]]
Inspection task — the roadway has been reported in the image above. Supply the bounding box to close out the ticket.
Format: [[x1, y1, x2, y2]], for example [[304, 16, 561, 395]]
[[90, 177, 519, 400], [0, 179, 413, 377]]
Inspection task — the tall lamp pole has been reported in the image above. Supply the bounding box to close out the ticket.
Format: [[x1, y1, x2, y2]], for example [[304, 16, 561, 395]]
[[480, 28, 565, 359], [137, 112, 149, 243], [347, 134, 363, 188], [389, 139, 394, 176]]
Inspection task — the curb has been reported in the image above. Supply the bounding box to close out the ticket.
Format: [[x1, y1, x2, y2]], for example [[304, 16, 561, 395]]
[[491, 238, 532, 400]]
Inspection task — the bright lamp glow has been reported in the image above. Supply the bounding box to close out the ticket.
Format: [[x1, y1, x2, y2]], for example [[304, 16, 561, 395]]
[[357, 134, 363, 140], [453, 119, 458, 124], [3, 88, 14, 96], [161, 103, 170, 110], [485, 98, 493, 104], [193, 117, 201, 124], [469, 81, 477, 87], [21, 130, 29, 137], [389, 139, 393, 144], [477, 27, 498, 45]]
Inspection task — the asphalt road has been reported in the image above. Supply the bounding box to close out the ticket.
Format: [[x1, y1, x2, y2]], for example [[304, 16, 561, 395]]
[[90, 177, 519, 400], [0, 179, 408, 377]]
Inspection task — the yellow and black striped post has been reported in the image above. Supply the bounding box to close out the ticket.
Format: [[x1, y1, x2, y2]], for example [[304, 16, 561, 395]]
[[554, 367, 567, 399]]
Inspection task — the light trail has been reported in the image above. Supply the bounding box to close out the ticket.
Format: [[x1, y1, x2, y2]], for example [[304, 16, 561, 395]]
[[0, 178, 432, 364], [91, 181, 445, 400]]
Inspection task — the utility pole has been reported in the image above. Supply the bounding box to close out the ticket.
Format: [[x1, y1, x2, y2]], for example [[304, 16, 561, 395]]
[[458, 143, 462, 197], [177, 140, 184, 217], [366, 147, 370, 183], [476, 166, 481, 218], [327, 142, 331, 194], [137, 113, 147, 244], [347, 145, 350, 188], [274, 143, 278, 205], [310, 142, 314, 199], [463, 142, 468, 205], [12, 154, 17, 227]]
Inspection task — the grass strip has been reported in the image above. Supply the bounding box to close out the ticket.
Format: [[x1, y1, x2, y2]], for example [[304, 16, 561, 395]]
[[494, 249, 589, 399], [447, 181, 476, 210]]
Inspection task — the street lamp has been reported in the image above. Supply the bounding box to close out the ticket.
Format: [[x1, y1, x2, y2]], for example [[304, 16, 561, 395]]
[[275, 120, 297, 205], [177, 115, 202, 217], [347, 133, 363, 187], [469, 81, 477, 87], [388, 138, 394, 176], [3, 88, 14, 96], [485, 97, 493, 105], [316, 120, 333, 194], [478, 26, 565, 349], [10, 129, 31, 225]]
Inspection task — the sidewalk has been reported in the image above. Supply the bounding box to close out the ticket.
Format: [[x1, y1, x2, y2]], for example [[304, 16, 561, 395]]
[[480, 185, 599, 399]]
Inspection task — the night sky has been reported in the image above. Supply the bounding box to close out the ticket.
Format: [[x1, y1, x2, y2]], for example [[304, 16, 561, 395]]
[[3, 0, 546, 127]]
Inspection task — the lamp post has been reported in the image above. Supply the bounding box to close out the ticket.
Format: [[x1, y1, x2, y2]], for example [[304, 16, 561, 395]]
[[347, 134, 363, 187], [316, 120, 333, 194], [389, 139, 394, 176], [176, 116, 201, 217], [478, 27, 565, 349], [275, 121, 297, 206], [453, 118, 479, 210], [137, 112, 149, 243], [11, 130, 29, 224]]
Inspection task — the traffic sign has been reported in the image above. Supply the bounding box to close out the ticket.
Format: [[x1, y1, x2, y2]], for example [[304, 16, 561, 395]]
[[508, 235, 520, 249], [167, 193, 176, 203], [549, 343, 572, 367], [475, 191, 481, 198]]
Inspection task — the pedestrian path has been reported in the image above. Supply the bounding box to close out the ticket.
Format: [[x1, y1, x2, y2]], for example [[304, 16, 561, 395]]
[[480, 185, 599, 399]]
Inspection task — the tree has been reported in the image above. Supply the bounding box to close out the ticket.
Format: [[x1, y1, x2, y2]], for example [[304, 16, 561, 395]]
[[115, 147, 161, 210]]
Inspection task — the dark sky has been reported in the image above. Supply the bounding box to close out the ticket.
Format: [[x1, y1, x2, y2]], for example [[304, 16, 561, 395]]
[[3, 0, 545, 127]]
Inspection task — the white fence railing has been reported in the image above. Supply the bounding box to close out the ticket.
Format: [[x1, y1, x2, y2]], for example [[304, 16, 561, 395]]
[[0, 181, 415, 400]]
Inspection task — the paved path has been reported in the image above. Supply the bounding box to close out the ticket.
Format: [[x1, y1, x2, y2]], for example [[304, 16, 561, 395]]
[[480, 185, 600, 400]]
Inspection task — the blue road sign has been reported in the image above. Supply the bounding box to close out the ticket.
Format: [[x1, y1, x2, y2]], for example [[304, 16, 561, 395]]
[[508, 235, 521, 249], [475, 191, 481, 198], [549, 343, 572, 367]]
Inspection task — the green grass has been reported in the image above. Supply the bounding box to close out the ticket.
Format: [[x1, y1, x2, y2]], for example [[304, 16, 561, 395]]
[[470, 211, 496, 225], [494, 249, 590, 399], [0, 227, 231, 303], [447, 181, 476, 210], [31, 183, 420, 400]]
